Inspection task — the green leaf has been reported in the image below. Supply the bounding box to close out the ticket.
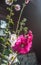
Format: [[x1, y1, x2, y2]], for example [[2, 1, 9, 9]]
[[20, 22, 25, 26], [22, 18, 27, 22], [1, 63, 7, 65], [2, 60, 7, 64], [20, 18, 27, 26], [23, 27, 28, 33], [0, 37, 4, 41], [7, 7, 11, 11], [21, 18, 27, 23], [3, 49, 10, 56], [1, 54, 8, 60], [0, 37, 5, 43], [11, 12, 14, 16], [6, 15, 10, 20], [9, 19, 14, 24], [4, 29, 9, 34], [5, 41, 10, 46]]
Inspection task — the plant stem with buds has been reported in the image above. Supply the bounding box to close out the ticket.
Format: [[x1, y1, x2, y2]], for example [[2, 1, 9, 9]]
[[16, 4, 26, 35]]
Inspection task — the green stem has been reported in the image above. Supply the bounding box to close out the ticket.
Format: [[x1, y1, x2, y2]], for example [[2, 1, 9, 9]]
[[0, 43, 6, 48], [16, 4, 26, 35], [18, 25, 22, 35]]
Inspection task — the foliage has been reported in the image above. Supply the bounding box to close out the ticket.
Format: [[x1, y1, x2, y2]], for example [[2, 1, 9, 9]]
[[0, 0, 31, 65]]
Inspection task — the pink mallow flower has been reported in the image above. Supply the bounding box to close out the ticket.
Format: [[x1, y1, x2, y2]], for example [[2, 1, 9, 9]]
[[15, 4, 21, 11], [25, 0, 30, 4], [12, 30, 33, 54]]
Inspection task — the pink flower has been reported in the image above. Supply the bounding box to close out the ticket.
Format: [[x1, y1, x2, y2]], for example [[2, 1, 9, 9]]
[[12, 30, 33, 54], [26, 30, 33, 51], [15, 4, 21, 11], [25, 0, 30, 4]]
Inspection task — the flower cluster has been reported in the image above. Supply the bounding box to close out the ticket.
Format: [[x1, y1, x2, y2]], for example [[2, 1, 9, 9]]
[[12, 30, 33, 54], [4, 0, 33, 65]]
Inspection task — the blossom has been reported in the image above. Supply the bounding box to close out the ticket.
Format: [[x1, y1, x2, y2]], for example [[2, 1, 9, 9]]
[[15, 4, 21, 11], [25, 0, 30, 4], [26, 30, 33, 51], [5, 0, 13, 5], [9, 34, 17, 47], [8, 52, 19, 64], [12, 30, 33, 54]]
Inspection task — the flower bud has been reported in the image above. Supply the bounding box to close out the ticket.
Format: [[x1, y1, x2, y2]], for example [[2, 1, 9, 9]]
[[25, 0, 30, 4], [5, 0, 13, 5], [15, 4, 21, 11]]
